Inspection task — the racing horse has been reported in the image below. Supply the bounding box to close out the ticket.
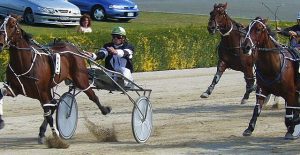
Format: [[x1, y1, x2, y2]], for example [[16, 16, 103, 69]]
[[242, 17, 300, 139], [201, 3, 256, 104], [0, 15, 111, 143]]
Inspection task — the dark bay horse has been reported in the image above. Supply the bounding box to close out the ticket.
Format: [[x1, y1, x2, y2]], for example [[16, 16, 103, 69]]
[[0, 15, 111, 143], [201, 3, 256, 104], [242, 18, 300, 139]]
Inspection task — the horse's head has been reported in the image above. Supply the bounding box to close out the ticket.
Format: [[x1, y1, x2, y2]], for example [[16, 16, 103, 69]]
[[208, 2, 228, 35], [0, 15, 22, 52], [242, 17, 269, 55]]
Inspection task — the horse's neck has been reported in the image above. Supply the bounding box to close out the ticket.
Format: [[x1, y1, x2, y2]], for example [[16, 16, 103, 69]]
[[9, 39, 35, 70], [257, 38, 281, 73], [219, 16, 233, 34]]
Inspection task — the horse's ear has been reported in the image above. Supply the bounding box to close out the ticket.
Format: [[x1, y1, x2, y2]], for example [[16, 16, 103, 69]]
[[10, 14, 22, 22], [224, 2, 228, 9], [214, 3, 217, 8], [263, 18, 268, 24]]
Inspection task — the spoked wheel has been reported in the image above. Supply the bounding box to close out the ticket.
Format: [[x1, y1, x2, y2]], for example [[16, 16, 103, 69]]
[[56, 92, 78, 139], [91, 6, 105, 21], [23, 9, 34, 25], [131, 96, 153, 143]]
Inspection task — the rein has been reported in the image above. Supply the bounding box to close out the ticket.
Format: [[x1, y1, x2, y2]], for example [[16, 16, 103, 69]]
[[0, 16, 94, 97]]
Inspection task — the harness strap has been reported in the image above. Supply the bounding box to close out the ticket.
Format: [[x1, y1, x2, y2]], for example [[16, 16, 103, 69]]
[[219, 21, 233, 36]]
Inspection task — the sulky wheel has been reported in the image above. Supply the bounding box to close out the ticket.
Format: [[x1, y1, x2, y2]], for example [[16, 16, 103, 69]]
[[56, 92, 78, 139], [131, 96, 153, 143]]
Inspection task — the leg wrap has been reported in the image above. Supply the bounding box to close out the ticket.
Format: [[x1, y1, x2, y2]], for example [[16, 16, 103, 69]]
[[248, 105, 261, 132], [43, 106, 54, 128], [39, 120, 48, 137], [0, 99, 3, 116], [245, 77, 255, 93], [285, 108, 295, 133], [0, 87, 6, 116], [207, 71, 223, 94]]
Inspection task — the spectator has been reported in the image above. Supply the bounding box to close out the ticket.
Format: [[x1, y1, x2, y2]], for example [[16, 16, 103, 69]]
[[77, 14, 92, 33]]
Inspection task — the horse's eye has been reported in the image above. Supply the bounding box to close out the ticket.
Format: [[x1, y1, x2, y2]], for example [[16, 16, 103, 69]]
[[256, 29, 262, 33]]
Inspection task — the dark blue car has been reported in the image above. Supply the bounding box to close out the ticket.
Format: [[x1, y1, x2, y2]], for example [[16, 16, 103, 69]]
[[68, 0, 139, 22]]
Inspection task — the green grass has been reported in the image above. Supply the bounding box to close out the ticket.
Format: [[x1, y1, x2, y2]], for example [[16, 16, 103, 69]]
[[0, 11, 295, 78]]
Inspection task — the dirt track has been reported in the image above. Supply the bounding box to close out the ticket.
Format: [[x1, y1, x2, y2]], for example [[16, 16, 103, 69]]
[[0, 67, 299, 155]]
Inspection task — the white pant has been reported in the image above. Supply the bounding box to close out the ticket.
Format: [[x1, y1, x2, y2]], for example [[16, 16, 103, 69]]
[[110, 55, 133, 86], [115, 67, 133, 86]]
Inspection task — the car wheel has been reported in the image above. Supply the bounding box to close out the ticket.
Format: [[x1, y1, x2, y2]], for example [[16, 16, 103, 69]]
[[91, 6, 105, 21], [23, 9, 34, 25]]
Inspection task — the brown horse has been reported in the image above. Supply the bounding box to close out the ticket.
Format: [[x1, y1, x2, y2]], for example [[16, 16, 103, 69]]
[[242, 17, 300, 139], [201, 3, 256, 104], [0, 15, 111, 143]]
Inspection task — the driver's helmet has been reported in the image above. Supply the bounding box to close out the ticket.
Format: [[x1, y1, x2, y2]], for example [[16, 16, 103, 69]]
[[111, 26, 126, 36], [297, 12, 300, 19]]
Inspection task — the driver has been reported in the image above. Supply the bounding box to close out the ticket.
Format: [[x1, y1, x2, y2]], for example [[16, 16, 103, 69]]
[[277, 12, 300, 51], [90, 26, 134, 88]]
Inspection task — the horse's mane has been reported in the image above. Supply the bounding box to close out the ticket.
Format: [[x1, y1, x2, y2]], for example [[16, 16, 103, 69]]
[[254, 17, 277, 40], [47, 38, 69, 47], [20, 29, 33, 43]]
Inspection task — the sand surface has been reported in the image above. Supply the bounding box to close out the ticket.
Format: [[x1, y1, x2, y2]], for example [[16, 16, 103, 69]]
[[0, 67, 297, 155]]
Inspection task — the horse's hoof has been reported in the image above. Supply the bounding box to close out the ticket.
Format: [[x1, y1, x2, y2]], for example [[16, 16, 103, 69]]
[[38, 135, 45, 144], [200, 92, 209, 98], [0, 119, 4, 129], [101, 106, 111, 115], [284, 132, 299, 140], [240, 99, 247, 105], [243, 129, 252, 136]]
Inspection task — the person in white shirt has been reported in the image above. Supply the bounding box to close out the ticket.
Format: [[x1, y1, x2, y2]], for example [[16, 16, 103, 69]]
[[77, 14, 92, 33]]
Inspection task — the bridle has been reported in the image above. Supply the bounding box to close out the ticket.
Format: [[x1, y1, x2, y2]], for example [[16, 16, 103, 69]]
[[244, 19, 280, 55], [0, 15, 21, 49], [209, 10, 233, 36]]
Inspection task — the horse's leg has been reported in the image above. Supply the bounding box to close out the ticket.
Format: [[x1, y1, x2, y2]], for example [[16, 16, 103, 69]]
[[243, 88, 266, 136], [0, 99, 4, 129], [42, 102, 59, 136], [82, 89, 111, 115], [72, 72, 111, 115], [240, 76, 255, 104], [200, 61, 227, 98], [284, 91, 300, 139], [38, 119, 48, 144], [0, 88, 8, 129], [38, 99, 57, 144]]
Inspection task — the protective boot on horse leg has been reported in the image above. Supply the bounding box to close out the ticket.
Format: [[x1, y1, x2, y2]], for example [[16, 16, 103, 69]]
[[201, 61, 226, 98], [240, 76, 256, 104], [292, 49, 300, 103], [38, 99, 57, 144], [284, 108, 300, 139], [0, 87, 7, 129], [243, 88, 265, 136], [0, 95, 4, 129]]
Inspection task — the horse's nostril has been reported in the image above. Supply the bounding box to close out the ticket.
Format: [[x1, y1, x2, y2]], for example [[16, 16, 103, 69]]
[[245, 46, 251, 51]]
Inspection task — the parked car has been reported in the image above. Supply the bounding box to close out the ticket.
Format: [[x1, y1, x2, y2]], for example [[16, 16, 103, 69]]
[[0, 0, 82, 26], [68, 0, 139, 22]]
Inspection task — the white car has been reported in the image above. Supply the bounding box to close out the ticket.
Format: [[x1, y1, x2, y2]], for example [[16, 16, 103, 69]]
[[0, 0, 81, 26]]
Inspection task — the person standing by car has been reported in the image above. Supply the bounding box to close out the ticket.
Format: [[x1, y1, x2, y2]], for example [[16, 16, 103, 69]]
[[90, 26, 134, 88], [76, 14, 92, 33], [277, 12, 300, 51]]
